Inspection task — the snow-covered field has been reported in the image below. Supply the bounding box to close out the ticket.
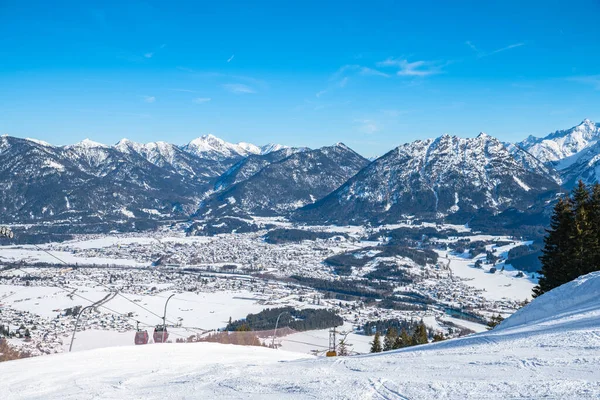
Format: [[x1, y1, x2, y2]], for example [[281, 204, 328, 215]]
[[2, 272, 600, 399], [0, 225, 540, 358]]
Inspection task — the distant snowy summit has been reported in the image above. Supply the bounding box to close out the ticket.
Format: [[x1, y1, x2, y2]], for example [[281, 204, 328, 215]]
[[519, 119, 600, 163], [10, 133, 288, 163], [182, 134, 287, 161]]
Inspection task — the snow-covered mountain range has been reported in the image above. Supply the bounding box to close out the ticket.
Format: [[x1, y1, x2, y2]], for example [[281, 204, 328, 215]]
[[196, 143, 369, 219], [519, 119, 600, 163], [3, 119, 600, 229], [0, 135, 286, 224], [182, 134, 287, 161], [294, 133, 560, 225]]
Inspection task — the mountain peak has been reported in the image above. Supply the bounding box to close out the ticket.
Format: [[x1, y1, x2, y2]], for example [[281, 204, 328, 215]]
[[25, 137, 54, 147], [70, 138, 108, 148], [519, 119, 600, 163]]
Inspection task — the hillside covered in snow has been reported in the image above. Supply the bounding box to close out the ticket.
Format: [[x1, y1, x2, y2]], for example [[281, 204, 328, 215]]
[[2, 271, 599, 399]]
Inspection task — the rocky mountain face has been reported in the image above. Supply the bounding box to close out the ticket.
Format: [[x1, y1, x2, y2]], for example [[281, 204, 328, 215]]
[[293, 133, 561, 225], [0, 136, 208, 223], [0, 135, 286, 225], [6, 119, 600, 232], [518, 119, 600, 188], [195, 143, 370, 218], [213, 147, 308, 192], [554, 140, 600, 188], [519, 119, 600, 164], [181, 134, 286, 161]]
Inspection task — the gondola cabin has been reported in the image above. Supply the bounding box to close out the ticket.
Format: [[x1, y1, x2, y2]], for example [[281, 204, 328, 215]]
[[153, 325, 169, 343], [135, 329, 149, 345]]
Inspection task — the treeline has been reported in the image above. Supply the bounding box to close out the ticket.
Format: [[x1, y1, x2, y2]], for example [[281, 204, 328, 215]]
[[324, 245, 438, 276], [290, 275, 393, 299], [506, 242, 542, 273], [264, 229, 349, 244], [368, 320, 444, 353], [225, 306, 343, 332], [363, 318, 422, 336], [370, 227, 471, 243], [364, 263, 415, 284], [535, 182, 600, 296]]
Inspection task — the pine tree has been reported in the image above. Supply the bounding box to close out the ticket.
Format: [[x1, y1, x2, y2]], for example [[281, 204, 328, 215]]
[[383, 327, 398, 351], [533, 196, 575, 297], [486, 314, 504, 330], [399, 328, 411, 348], [411, 321, 428, 345], [337, 332, 352, 356], [370, 331, 382, 353], [392, 335, 403, 349], [432, 332, 446, 342], [586, 183, 600, 275], [571, 181, 597, 278], [534, 181, 600, 297]]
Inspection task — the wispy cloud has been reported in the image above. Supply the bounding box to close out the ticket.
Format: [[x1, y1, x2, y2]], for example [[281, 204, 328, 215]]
[[193, 97, 212, 103], [355, 119, 379, 134], [223, 83, 256, 94], [331, 64, 390, 81], [466, 41, 525, 58], [143, 96, 156, 103], [569, 75, 600, 90], [227, 54, 235, 63], [465, 41, 479, 53], [316, 64, 388, 97], [377, 58, 444, 77], [144, 44, 166, 59]]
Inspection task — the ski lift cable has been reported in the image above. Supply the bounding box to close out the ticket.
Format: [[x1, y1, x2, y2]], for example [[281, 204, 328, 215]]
[[27, 243, 208, 333], [6, 265, 204, 340]]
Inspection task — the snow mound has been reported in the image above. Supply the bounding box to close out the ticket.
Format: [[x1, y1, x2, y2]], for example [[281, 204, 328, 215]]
[[498, 271, 600, 331]]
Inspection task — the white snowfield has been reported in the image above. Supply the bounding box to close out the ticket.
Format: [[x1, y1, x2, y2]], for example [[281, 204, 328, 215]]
[[2, 272, 600, 399]]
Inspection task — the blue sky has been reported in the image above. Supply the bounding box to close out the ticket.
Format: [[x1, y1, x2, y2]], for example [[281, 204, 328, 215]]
[[1, 0, 599, 157]]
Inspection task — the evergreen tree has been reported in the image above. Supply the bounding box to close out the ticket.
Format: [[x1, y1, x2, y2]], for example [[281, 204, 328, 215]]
[[432, 332, 446, 342], [571, 181, 597, 278], [534, 181, 600, 297], [411, 321, 428, 345], [392, 336, 403, 349], [399, 328, 411, 348], [586, 183, 600, 275], [370, 331, 382, 353], [383, 327, 398, 351], [533, 196, 575, 297], [486, 314, 504, 330]]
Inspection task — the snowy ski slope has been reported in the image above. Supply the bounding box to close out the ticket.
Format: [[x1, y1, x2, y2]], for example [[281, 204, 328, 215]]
[[2, 271, 600, 399]]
